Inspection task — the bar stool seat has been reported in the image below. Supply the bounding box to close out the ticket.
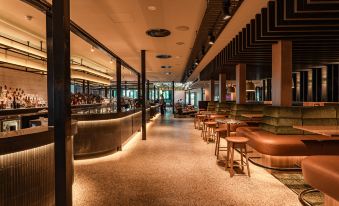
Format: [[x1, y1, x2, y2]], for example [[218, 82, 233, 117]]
[[225, 136, 251, 177], [214, 127, 228, 159]]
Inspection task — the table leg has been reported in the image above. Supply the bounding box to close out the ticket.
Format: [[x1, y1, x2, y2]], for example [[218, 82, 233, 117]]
[[227, 123, 231, 137]]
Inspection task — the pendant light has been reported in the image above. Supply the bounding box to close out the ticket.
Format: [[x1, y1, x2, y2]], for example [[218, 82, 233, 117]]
[[223, 0, 231, 20]]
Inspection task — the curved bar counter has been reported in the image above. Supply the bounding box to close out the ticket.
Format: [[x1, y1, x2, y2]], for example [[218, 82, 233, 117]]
[[0, 124, 77, 206], [72, 105, 159, 159]]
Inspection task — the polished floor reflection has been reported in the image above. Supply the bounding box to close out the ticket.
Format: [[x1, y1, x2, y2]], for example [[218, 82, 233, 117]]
[[73, 114, 300, 206]]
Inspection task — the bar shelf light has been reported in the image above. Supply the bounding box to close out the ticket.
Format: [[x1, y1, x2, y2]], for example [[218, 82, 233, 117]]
[[0, 35, 113, 85]]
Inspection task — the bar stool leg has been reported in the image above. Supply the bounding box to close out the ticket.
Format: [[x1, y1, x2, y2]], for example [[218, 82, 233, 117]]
[[214, 132, 219, 156], [230, 145, 235, 177], [245, 146, 251, 177], [225, 141, 231, 170], [240, 147, 244, 171]]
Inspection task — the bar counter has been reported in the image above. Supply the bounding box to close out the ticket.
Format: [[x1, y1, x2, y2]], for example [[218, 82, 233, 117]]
[[73, 105, 160, 159], [0, 123, 77, 206]]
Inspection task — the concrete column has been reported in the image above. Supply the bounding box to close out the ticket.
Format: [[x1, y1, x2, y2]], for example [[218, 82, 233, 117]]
[[321, 66, 327, 101], [209, 80, 215, 101], [236, 64, 246, 104], [272, 40, 292, 106], [219, 73, 226, 102]]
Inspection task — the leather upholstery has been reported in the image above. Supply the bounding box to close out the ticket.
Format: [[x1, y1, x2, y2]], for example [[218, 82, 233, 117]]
[[302, 156, 339, 201], [236, 127, 339, 156]]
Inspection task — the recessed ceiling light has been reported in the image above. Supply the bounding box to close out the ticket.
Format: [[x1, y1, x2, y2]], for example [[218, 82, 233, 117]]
[[176, 42, 184, 45], [164, 72, 172, 75], [161, 66, 172, 69], [146, 29, 171, 37], [25, 15, 33, 21], [147, 6, 157, 11], [175, 26, 190, 31], [156, 54, 172, 59]]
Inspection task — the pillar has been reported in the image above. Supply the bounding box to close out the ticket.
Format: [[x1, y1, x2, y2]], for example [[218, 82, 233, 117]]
[[172, 81, 175, 114], [116, 59, 122, 112], [272, 40, 292, 106], [137, 74, 141, 100], [153, 85, 156, 100], [141, 50, 146, 140], [125, 81, 127, 97], [147, 80, 150, 101], [208, 80, 215, 101], [236, 64, 246, 104], [219, 73, 226, 102], [82, 80, 85, 94], [49, 0, 72, 204], [201, 88, 204, 101], [104, 87, 108, 98]]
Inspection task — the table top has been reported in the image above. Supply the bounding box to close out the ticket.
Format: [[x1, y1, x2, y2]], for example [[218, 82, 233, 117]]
[[241, 114, 264, 118], [293, 125, 339, 137], [216, 118, 242, 125]]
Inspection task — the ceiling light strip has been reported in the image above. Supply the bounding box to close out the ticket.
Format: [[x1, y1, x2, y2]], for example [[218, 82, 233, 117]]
[[0, 52, 46, 71], [71, 64, 113, 80], [0, 36, 47, 58], [71, 70, 110, 85]]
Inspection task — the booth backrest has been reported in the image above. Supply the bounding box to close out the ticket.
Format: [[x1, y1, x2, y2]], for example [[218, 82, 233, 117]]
[[215, 101, 235, 115], [230, 104, 267, 121], [260, 106, 339, 134]]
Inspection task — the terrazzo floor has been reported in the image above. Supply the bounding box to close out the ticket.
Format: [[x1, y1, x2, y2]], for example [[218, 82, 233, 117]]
[[73, 113, 301, 206]]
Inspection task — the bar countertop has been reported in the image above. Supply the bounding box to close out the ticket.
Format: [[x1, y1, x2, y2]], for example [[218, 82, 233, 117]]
[[0, 121, 78, 155]]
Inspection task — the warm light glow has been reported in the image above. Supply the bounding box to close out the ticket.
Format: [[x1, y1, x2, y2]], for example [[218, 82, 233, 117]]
[[75, 113, 160, 165], [224, 15, 231, 20], [0, 36, 47, 58], [71, 64, 113, 80], [71, 70, 110, 85], [90, 46, 95, 52], [0, 51, 47, 71]]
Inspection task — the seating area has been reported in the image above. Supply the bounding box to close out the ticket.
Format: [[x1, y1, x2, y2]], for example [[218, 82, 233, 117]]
[[194, 102, 339, 205]]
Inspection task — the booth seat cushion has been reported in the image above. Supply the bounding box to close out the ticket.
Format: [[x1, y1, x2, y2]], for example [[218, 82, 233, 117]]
[[236, 127, 339, 156], [302, 156, 339, 201]]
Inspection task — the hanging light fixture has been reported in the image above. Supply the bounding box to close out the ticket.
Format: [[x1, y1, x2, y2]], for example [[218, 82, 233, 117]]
[[223, 0, 231, 20], [208, 31, 215, 45], [194, 58, 200, 66], [246, 81, 255, 91], [90, 45, 95, 52]]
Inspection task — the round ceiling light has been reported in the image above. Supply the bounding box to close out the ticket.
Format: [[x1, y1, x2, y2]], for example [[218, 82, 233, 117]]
[[176, 42, 185, 45], [175, 26, 190, 31], [25, 15, 33, 21], [147, 6, 157, 11], [164, 72, 172, 75], [161, 66, 172, 69], [156, 54, 172, 59], [146, 29, 171, 37]]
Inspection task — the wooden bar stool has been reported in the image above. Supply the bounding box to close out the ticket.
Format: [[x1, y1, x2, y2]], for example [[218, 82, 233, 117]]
[[196, 115, 206, 130], [204, 121, 217, 142], [225, 136, 250, 177], [214, 126, 228, 159]]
